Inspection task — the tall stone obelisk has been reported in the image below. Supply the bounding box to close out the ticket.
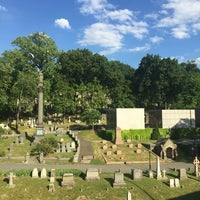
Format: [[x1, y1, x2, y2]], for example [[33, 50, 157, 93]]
[[36, 72, 44, 137]]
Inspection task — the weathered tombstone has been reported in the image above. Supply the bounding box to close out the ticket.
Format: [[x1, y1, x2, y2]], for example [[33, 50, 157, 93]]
[[61, 143, 66, 152], [193, 156, 199, 177], [32, 168, 39, 178], [61, 173, 75, 188], [103, 145, 108, 150], [112, 145, 117, 150], [86, 168, 100, 181], [71, 141, 76, 149], [127, 191, 132, 200], [132, 169, 142, 180], [50, 176, 55, 183], [169, 179, 175, 188], [116, 150, 122, 155], [39, 152, 45, 164], [8, 172, 15, 188], [51, 169, 56, 178], [115, 127, 123, 145], [174, 178, 180, 188], [128, 144, 134, 148], [102, 140, 107, 145], [106, 151, 112, 156], [113, 171, 126, 188], [48, 183, 55, 192], [178, 168, 187, 180], [41, 168, 47, 178], [136, 149, 142, 154], [162, 169, 167, 179], [149, 170, 154, 178], [127, 139, 132, 144], [156, 156, 162, 180], [137, 143, 142, 148]]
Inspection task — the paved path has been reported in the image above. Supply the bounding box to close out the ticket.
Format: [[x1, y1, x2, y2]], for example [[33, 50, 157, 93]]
[[0, 161, 193, 173]]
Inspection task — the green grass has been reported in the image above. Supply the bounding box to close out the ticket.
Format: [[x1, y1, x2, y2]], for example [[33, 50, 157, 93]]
[[0, 171, 200, 200]]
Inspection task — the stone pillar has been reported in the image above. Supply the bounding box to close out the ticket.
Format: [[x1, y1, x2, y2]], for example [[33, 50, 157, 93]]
[[115, 127, 123, 145], [36, 72, 44, 137], [156, 156, 162, 179]]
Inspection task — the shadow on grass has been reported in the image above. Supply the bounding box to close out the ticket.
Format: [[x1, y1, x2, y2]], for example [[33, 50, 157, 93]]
[[25, 132, 34, 143], [168, 191, 200, 200], [104, 177, 113, 187]]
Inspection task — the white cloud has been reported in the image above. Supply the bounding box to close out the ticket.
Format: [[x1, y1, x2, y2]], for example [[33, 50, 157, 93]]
[[77, 0, 113, 15], [150, 36, 163, 43], [144, 13, 158, 20], [129, 44, 150, 52], [0, 5, 7, 11], [195, 57, 200, 65], [55, 18, 71, 29], [78, 23, 123, 54], [157, 0, 200, 39]]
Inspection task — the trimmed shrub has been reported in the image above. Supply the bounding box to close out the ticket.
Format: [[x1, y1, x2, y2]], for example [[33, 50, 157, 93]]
[[150, 126, 162, 140]]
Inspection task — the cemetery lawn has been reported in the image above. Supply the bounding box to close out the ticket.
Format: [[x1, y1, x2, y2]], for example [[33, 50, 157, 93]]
[[0, 171, 200, 200]]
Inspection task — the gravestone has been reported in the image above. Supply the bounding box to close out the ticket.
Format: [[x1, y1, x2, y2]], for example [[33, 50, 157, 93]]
[[32, 168, 39, 178], [174, 178, 180, 187], [129, 144, 134, 148], [193, 156, 199, 177], [71, 141, 76, 149], [51, 169, 56, 178], [106, 151, 112, 156], [116, 150, 122, 155], [61, 143, 66, 152], [127, 191, 132, 200], [113, 172, 126, 188], [136, 149, 142, 154], [57, 143, 61, 153], [162, 169, 167, 179], [48, 183, 55, 192], [39, 152, 45, 164], [86, 168, 100, 181], [15, 137, 19, 144], [41, 168, 47, 178], [103, 145, 108, 150], [178, 168, 187, 180], [149, 170, 154, 178], [156, 156, 162, 180], [132, 169, 143, 180], [115, 127, 123, 145], [112, 145, 117, 150], [61, 173, 75, 188], [169, 179, 174, 188], [50, 176, 55, 183], [127, 139, 132, 144], [8, 172, 15, 188]]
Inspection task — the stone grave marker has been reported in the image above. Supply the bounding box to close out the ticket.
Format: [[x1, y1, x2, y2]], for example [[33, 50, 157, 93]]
[[61, 173, 75, 188], [136, 149, 142, 154], [162, 169, 167, 179], [51, 169, 56, 178], [116, 150, 122, 155], [24, 152, 30, 164], [39, 152, 45, 164], [137, 143, 142, 148], [8, 172, 15, 188], [178, 168, 187, 180], [115, 127, 123, 145], [106, 151, 112, 156], [57, 143, 61, 153], [193, 156, 199, 177], [113, 171, 126, 188], [127, 139, 132, 144], [112, 145, 117, 150], [127, 191, 132, 200], [169, 179, 175, 188], [86, 168, 100, 181], [61, 143, 66, 152], [103, 145, 108, 150], [48, 183, 55, 192], [15, 137, 19, 144], [132, 169, 142, 180], [71, 141, 76, 149], [128, 144, 133, 148], [41, 168, 47, 178], [149, 170, 154, 178], [32, 168, 39, 178], [50, 176, 55, 183], [174, 178, 180, 188]]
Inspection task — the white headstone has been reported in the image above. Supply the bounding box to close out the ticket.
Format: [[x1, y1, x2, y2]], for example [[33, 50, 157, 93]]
[[41, 168, 47, 178], [32, 168, 39, 178]]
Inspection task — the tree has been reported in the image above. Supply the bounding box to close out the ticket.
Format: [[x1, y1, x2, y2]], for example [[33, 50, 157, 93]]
[[31, 137, 58, 156], [150, 126, 161, 140], [80, 109, 101, 130]]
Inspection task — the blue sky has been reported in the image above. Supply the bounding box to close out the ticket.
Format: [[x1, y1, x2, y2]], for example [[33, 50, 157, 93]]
[[0, 0, 200, 68]]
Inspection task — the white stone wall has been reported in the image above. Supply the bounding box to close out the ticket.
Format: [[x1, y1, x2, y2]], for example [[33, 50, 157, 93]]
[[162, 109, 195, 128], [116, 108, 145, 130]]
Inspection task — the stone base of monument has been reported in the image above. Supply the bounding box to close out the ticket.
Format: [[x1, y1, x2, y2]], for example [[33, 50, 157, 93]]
[[33, 125, 45, 144]]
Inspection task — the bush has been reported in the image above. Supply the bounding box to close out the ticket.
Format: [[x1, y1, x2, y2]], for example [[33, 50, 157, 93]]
[[150, 126, 162, 140], [0, 151, 5, 157], [170, 127, 197, 140]]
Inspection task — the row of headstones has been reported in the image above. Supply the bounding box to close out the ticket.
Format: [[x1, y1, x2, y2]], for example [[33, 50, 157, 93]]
[[67, 130, 80, 163], [56, 141, 76, 153]]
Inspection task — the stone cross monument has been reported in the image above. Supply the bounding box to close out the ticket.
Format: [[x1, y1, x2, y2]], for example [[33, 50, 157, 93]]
[[35, 72, 44, 139], [193, 156, 199, 177]]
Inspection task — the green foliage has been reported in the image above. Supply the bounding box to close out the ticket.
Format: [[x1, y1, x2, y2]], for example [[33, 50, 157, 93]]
[[170, 127, 199, 140], [55, 169, 82, 176], [0, 151, 5, 157], [150, 126, 162, 140], [80, 109, 101, 129], [0, 127, 5, 135], [97, 129, 115, 142], [31, 137, 58, 156], [122, 128, 169, 141]]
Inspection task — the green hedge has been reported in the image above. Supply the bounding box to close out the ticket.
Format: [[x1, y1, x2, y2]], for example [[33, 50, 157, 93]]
[[122, 128, 169, 141]]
